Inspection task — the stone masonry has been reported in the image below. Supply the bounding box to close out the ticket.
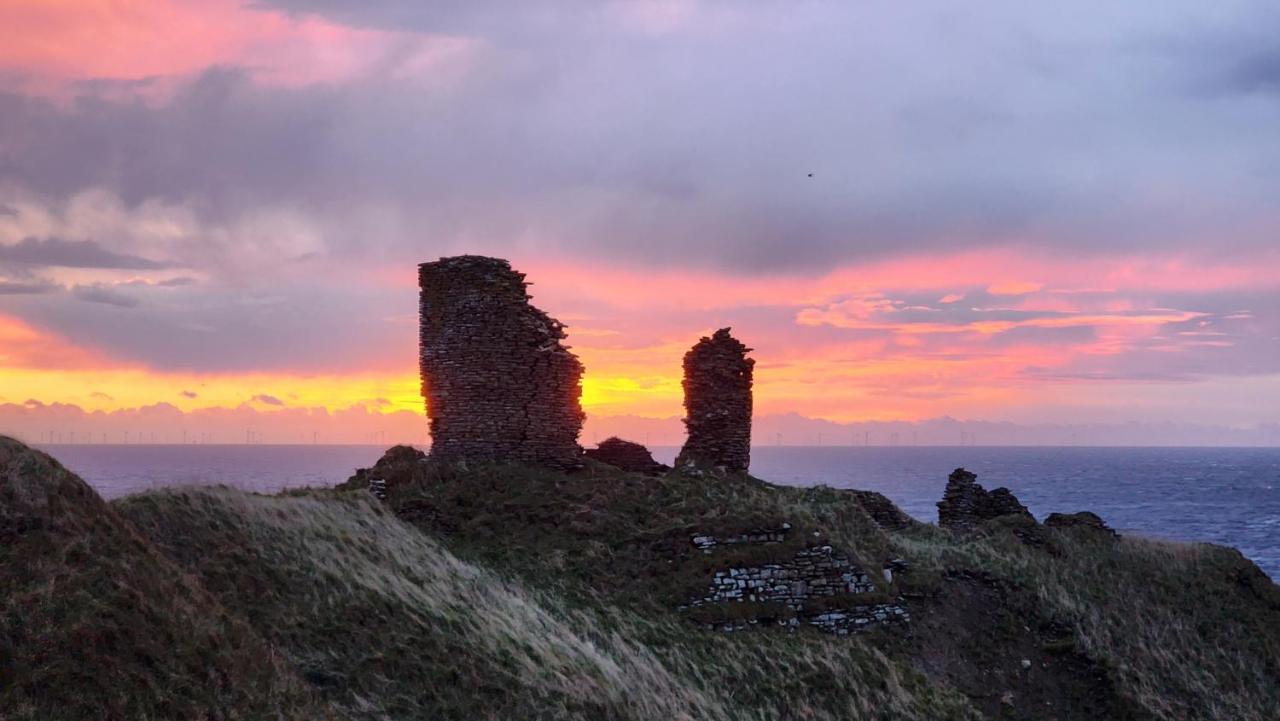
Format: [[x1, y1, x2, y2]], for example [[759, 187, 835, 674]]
[[675, 328, 754, 472], [682, 527, 909, 635], [419, 256, 585, 470], [937, 467, 1035, 532]]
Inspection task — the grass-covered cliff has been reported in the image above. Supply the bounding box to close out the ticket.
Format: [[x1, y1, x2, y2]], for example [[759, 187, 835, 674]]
[[2, 436, 1278, 720]]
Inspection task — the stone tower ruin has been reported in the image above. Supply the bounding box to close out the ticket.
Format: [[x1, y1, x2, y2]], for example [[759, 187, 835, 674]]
[[418, 256, 585, 470], [676, 328, 754, 472]]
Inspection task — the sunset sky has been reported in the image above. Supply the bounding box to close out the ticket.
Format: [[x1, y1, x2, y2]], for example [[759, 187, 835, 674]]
[[1, 1, 1278, 444]]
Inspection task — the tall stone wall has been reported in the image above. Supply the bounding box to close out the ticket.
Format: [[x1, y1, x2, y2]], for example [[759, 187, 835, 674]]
[[418, 256, 585, 470], [676, 328, 754, 472]]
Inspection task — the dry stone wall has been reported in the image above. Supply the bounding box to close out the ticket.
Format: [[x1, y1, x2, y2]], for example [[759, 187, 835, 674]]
[[676, 328, 754, 472], [681, 527, 909, 635], [419, 256, 585, 470]]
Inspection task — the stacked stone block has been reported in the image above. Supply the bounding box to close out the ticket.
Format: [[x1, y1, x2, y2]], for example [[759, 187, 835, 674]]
[[419, 256, 585, 470], [681, 528, 910, 635], [937, 467, 1035, 532], [676, 328, 754, 472]]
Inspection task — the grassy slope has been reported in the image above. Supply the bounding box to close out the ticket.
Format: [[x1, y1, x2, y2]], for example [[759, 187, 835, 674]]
[[0, 437, 318, 721], [118, 485, 975, 721], [5, 436, 1278, 720], [353, 454, 1280, 721], [894, 522, 1280, 720]]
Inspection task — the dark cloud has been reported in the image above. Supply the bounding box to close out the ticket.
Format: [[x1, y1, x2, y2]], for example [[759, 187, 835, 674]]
[[0, 237, 168, 269], [0, 279, 59, 295], [251, 394, 285, 406], [2, 3, 1280, 276], [1224, 50, 1280, 94], [70, 283, 139, 308], [180, 390, 199, 399]]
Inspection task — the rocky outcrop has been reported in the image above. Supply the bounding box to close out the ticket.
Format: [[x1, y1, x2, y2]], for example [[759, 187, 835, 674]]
[[675, 328, 754, 473], [340, 445, 427, 499], [937, 467, 1035, 532], [847, 489, 913, 531], [1046, 511, 1119, 540], [584, 437, 670, 475], [419, 256, 585, 470]]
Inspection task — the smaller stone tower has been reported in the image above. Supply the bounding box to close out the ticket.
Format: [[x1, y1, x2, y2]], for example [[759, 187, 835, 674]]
[[675, 328, 754, 472]]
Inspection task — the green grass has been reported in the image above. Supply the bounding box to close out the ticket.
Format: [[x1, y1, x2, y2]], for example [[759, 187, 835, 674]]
[[117, 485, 975, 721], [5, 436, 1279, 721], [0, 437, 318, 721], [891, 522, 1280, 720]]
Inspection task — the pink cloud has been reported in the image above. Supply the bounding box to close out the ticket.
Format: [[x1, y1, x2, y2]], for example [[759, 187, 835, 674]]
[[0, 0, 474, 96]]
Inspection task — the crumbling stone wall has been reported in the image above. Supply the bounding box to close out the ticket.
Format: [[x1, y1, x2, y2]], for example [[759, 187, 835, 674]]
[[937, 467, 1034, 532], [682, 526, 909, 635], [676, 328, 754, 472], [419, 256, 585, 470]]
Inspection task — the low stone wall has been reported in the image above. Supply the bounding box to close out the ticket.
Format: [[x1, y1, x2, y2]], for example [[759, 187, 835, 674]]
[[681, 527, 909, 635], [691, 524, 792, 552]]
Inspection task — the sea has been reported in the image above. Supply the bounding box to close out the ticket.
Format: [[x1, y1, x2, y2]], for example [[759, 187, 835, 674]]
[[42, 444, 1280, 580]]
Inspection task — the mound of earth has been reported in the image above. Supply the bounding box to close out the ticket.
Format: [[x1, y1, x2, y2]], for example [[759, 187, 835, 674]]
[[0, 436, 316, 720]]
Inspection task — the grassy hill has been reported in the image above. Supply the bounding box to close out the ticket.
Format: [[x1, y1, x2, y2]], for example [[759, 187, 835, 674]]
[[0, 437, 318, 721], [3, 437, 1279, 720]]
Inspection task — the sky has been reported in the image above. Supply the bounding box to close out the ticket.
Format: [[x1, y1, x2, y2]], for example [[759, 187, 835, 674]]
[[0, 0, 1278, 445]]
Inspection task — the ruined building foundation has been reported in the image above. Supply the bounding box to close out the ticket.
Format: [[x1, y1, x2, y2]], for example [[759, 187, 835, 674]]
[[419, 256, 585, 470], [676, 328, 754, 472]]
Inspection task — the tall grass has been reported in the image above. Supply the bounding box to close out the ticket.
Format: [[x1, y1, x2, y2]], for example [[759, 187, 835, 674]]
[[892, 525, 1280, 720], [119, 486, 976, 720]]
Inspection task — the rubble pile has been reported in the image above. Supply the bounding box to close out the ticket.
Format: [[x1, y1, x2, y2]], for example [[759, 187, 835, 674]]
[[675, 328, 755, 472], [419, 256, 585, 470], [584, 437, 670, 475], [1046, 511, 1119, 540], [937, 467, 1035, 532]]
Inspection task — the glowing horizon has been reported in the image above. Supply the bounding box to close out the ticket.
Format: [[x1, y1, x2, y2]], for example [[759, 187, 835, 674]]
[[1, 1, 1278, 443]]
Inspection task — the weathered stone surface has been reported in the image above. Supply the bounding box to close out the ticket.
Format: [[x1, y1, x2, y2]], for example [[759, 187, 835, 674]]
[[691, 524, 792, 553], [682, 527, 909, 635], [675, 328, 754, 473], [847, 489, 913, 531], [1046, 511, 1119, 539], [937, 467, 1035, 532], [419, 256, 585, 470], [584, 437, 670, 475]]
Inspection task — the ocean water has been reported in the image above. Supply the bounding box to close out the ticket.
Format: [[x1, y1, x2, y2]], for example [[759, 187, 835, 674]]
[[43, 444, 1280, 579]]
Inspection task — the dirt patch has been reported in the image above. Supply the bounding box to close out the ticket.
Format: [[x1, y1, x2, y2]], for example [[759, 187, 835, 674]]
[[896, 570, 1135, 721]]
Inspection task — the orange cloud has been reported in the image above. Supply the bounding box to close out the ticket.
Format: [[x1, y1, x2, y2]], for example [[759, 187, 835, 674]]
[[0, 314, 106, 369], [986, 280, 1044, 296]]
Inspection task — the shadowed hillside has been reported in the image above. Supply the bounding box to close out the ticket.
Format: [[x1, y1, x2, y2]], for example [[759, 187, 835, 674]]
[[2, 437, 1279, 720], [0, 437, 319, 720]]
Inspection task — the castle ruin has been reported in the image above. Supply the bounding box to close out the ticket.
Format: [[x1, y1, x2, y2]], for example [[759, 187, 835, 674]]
[[418, 256, 585, 470], [676, 328, 755, 472]]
